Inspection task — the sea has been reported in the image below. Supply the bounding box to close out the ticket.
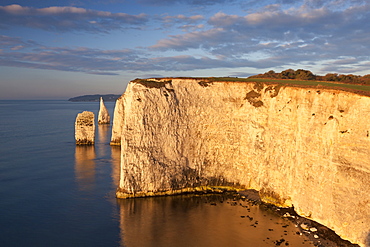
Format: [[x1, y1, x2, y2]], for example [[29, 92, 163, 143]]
[[0, 100, 316, 247]]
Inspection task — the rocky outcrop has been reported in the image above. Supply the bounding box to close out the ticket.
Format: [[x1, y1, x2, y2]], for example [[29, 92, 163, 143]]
[[98, 97, 110, 125], [110, 96, 124, 145], [114, 78, 370, 247], [75, 111, 95, 145]]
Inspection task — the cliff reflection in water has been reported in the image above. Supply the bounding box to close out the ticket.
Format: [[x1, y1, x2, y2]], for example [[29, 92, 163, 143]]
[[74, 124, 116, 192], [97, 125, 110, 157], [117, 194, 315, 247], [75, 145, 96, 191], [110, 145, 121, 188]]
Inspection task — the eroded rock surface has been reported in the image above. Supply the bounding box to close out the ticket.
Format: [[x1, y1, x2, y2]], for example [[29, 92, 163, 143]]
[[98, 97, 110, 125], [114, 78, 370, 247], [75, 111, 95, 145], [110, 96, 124, 145]]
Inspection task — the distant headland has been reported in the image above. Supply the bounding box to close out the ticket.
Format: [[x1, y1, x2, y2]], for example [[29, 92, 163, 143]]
[[68, 94, 120, 102]]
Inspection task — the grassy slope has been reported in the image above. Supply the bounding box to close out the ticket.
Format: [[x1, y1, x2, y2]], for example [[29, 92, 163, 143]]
[[209, 77, 370, 96], [134, 77, 370, 97]]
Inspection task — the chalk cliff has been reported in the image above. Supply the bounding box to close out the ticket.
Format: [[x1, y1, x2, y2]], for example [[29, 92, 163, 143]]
[[113, 78, 370, 247], [75, 111, 95, 145], [110, 95, 124, 145], [98, 97, 110, 125]]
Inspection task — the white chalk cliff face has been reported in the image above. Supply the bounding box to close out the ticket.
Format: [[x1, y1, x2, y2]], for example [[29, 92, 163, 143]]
[[110, 96, 124, 145], [75, 111, 95, 145], [98, 97, 110, 125], [113, 78, 370, 247]]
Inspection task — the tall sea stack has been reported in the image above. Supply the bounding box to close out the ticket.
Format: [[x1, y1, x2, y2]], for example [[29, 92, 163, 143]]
[[98, 97, 110, 125], [75, 111, 95, 145], [112, 78, 370, 247], [110, 96, 124, 145]]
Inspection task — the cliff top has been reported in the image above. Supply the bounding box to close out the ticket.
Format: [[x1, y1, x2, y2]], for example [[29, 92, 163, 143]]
[[132, 77, 370, 97]]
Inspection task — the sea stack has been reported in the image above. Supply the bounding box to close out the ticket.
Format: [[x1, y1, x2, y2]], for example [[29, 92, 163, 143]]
[[98, 97, 110, 125], [75, 111, 95, 145], [110, 96, 124, 145]]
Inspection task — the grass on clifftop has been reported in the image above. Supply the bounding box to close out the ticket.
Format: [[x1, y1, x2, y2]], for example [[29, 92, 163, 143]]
[[132, 77, 370, 97], [209, 77, 370, 96]]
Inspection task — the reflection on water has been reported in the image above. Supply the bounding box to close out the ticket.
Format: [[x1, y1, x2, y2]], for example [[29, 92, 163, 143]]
[[97, 125, 110, 157], [111, 145, 121, 188], [117, 194, 315, 247], [75, 145, 96, 191], [97, 125, 110, 143], [74, 124, 113, 192]]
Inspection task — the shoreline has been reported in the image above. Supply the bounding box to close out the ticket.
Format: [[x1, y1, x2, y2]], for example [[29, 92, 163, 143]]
[[117, 188, 359, 246], [238, 190, 359, 247]]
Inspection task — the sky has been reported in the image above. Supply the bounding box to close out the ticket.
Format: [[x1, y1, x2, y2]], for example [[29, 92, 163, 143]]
[[1, 0, 370, 99]]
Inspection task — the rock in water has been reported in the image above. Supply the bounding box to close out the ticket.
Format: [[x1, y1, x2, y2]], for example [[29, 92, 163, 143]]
[[110, 96, 124, 145], [75, 111, 95, 145], [98, 97, 110, 125]]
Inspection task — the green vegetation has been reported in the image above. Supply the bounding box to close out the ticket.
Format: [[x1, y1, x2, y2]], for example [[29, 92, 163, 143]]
[[132, 78, 173, 88], [248, 69, 370, 96], [247, 78, 370, 93], [132, 70, 370, 97], [250, 69, 370, 84], [204, 70, 370, 96], [206, 76, 370, 91]]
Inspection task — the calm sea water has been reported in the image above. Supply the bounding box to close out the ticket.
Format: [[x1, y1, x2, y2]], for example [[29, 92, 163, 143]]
[[0, 100, 315, 247]]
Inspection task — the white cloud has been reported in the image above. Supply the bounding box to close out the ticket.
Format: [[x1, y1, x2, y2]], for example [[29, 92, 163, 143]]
[[147, 1, 370, 74], [0, 4, 148, 32], [0, 35, 39, 49], [0, 35, 275, 74], [1, 1, 370, 76], [138, 0, 237, 6], [163, 14, 204, 22]]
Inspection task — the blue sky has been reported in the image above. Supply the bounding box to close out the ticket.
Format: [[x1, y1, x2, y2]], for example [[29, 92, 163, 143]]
[[1, 0, 370, 99]]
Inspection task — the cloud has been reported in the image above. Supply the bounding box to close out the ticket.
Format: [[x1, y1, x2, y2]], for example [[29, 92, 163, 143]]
[[0, 37, 144, 74], [138, 0, 236, 6], [162, 14, 204, 25], [228, 72, 256, 78], [2, 38, 363, 77], [159, 14, 205, 31], [2, 1, 370, 76], [0, 35, 39, 50], [0, 4, 148, 32], [0, 35, 280, 74], [149, 28, 246, 51], [138, 73, 165, 78], [178, 24, 205, 32], [88, 71, 120, 75], [148, 1, 370, 74]]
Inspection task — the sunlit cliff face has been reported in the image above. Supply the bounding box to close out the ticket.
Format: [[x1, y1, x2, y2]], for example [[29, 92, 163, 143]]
[[98, 97, 111, 125], [112, 78, 370, 247], [75, 111, 95, 145]]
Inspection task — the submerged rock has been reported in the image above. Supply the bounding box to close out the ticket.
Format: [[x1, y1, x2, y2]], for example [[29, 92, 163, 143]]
[[75, 111, 95, 145], [98, 97, 110, 125]]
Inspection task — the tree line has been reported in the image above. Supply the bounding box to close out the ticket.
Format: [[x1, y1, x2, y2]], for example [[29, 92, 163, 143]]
[[249, 69, 370, 85]]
